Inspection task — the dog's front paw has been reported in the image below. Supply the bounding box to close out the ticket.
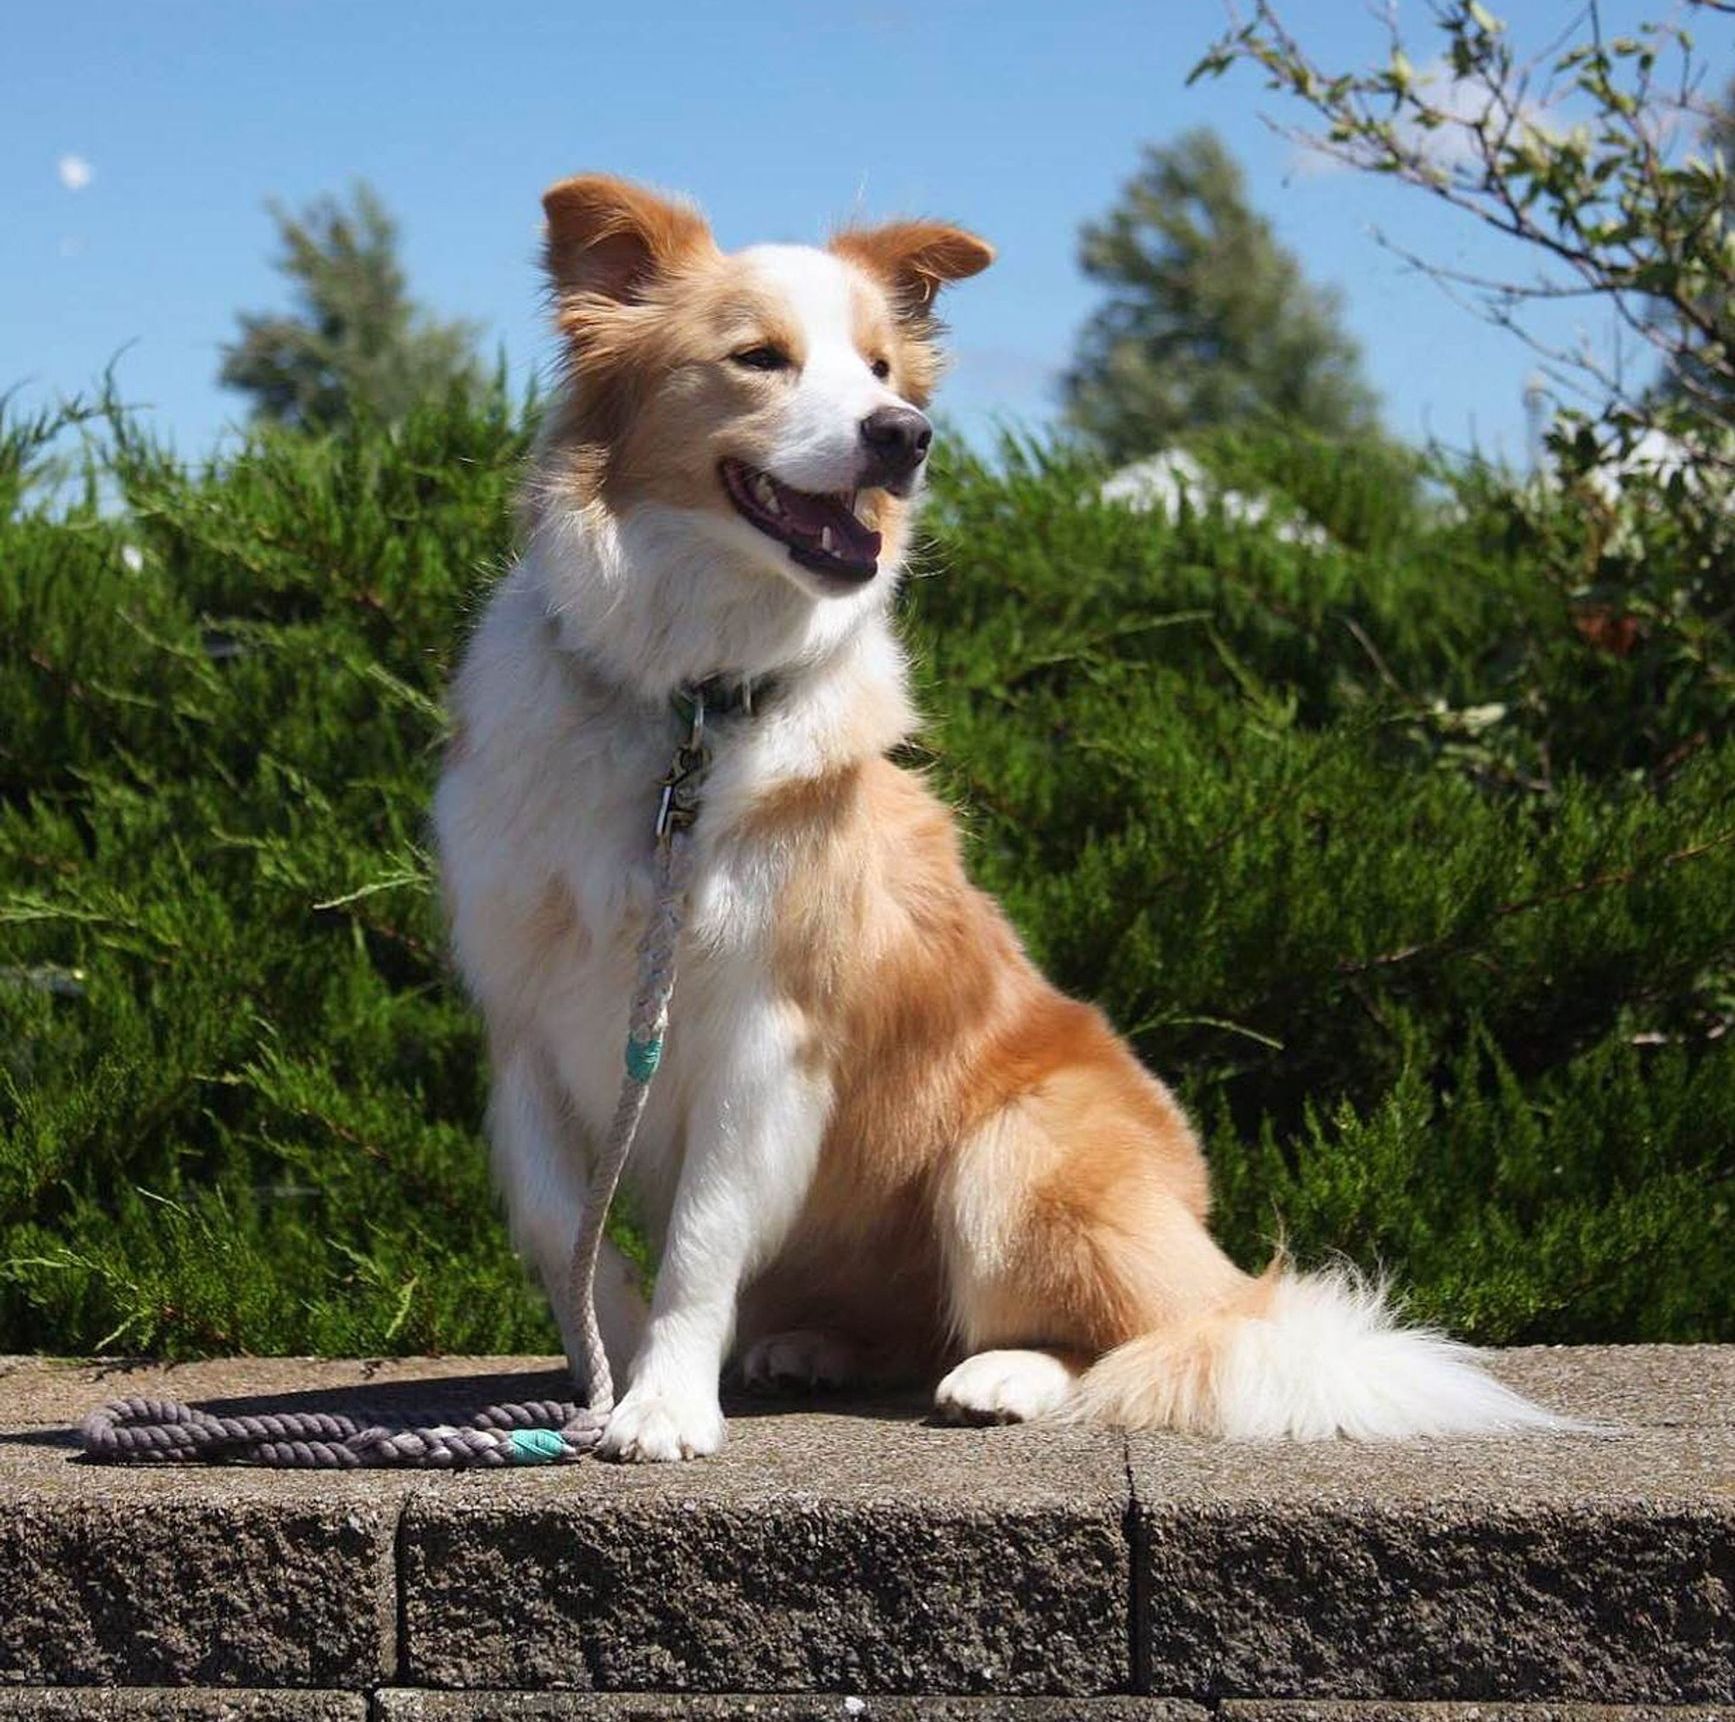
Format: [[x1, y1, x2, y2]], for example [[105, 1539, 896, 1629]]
[[598, 1384, 726, 1463]]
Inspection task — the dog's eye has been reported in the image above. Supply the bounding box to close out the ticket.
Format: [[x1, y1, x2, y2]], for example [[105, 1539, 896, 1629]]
[[730, 345, 790, 372], [870, 357, 892, 381]]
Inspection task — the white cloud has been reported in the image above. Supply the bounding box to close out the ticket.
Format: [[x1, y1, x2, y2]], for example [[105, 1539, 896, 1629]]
[[57, 154, 93, 192]]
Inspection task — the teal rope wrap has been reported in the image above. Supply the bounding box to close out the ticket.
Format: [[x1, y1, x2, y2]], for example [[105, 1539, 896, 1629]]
[[625, 1034, 663, 1081], [509, 1427, 571, 1464]]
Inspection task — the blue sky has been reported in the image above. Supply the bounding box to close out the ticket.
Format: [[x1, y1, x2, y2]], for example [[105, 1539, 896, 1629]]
[[5, 1, 1726, 464]]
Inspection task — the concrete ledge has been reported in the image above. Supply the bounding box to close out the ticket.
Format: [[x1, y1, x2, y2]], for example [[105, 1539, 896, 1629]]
[[3, 1702, 1732, 1722], [399, 1409, 1130, 1694], [375, 1697, 1205, 1719], [1, 1348, 1729, 1708], [1221, 1708, 1735, 1721], [0, 1470, 397, 1688], [0, 1693, 364, 1718], [1133, 1427, 1734, 1704]]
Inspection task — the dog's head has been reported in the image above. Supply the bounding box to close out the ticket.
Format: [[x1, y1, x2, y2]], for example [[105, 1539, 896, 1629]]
[[537, 174, 992, 597]]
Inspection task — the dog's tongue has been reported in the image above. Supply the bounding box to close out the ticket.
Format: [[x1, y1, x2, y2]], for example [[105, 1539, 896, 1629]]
[[776, 483, 881, 564]]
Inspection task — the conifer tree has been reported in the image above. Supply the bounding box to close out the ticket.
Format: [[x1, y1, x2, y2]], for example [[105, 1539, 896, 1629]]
[[220, 182, 481, 431], [1066, 129, 1381, 460]]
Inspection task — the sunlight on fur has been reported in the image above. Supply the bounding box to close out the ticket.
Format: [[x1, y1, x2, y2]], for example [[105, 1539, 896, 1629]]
[[1064, 1267, 1581, 1440]]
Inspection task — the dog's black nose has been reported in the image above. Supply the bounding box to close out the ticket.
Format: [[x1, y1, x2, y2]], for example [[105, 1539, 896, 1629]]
[[859, 406, 933, 485]]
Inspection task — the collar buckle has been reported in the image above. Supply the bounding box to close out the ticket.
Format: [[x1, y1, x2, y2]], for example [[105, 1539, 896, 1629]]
[[655, 687, 710, 845]]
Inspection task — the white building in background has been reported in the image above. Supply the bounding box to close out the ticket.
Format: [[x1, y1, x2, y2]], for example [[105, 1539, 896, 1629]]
[[1098, 448, 1330, 548]]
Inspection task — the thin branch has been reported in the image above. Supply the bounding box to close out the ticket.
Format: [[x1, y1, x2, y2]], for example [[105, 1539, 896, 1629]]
[[1337, 827, 1735, 975]]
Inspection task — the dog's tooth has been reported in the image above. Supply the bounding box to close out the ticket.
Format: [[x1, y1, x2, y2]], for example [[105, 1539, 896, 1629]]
[[754, 474, 779, 512], [820, 527, 835, 553]]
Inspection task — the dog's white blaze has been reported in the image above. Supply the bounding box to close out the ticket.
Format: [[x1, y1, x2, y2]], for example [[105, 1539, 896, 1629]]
[[740, 244, 905, 493]]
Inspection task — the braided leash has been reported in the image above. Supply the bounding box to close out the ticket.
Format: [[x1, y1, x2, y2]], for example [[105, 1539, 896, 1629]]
[[563, 737, 702, 1430], [80, 689, 716, 1469], [80, 1394, 586, 1468]]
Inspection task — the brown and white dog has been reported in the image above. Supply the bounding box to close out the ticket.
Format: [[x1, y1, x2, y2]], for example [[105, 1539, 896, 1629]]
[[434, 174, 1561, 1461]]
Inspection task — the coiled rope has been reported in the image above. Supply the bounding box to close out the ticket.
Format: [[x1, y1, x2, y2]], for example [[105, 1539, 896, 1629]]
[[80, 687, 716, 1469], [79, 1393, 588, 1468]]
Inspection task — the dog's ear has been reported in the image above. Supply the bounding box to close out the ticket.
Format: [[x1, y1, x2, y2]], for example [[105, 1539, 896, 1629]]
[[831, 220, 995, 316], [541, 174, 715, 301]]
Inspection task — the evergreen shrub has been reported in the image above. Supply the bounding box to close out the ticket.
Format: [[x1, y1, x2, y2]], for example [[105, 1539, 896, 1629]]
[[2, 391, 1728, 1354]]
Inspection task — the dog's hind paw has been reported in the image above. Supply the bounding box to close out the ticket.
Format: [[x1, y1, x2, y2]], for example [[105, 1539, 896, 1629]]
[[740, 1328, 862, 1392], [935, 1349, 1077, 1425]]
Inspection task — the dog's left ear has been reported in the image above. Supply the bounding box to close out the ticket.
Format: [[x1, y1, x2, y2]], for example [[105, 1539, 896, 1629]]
[[831, 221, 995, 315], [542, 174, 715, 302]]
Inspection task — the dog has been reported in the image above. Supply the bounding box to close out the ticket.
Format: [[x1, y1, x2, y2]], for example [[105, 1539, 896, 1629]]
[[433, 174, 1562, 1461]]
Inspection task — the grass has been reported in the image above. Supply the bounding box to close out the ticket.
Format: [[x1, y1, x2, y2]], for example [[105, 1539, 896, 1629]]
[[2, 387, 1731, 1356]]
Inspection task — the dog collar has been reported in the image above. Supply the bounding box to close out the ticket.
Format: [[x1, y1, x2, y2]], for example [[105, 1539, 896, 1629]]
[[654, 673, 777, 843], [670, 673, 776, 727], [542, 613, 781, 727]]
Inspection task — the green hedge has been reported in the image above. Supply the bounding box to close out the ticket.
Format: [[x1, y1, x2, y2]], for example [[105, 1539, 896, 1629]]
[[2, 392, 1730, 1356]]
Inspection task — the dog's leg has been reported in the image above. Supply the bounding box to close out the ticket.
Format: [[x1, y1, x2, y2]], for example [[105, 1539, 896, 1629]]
[[931, 1090, 1244, 1430], [489, 1043, 647, 1393], [599, 997, 826, 1462]]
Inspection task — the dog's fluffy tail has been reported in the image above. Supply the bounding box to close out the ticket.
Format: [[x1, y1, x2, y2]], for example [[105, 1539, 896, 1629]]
[[1063, 1266, 1571, 1440]]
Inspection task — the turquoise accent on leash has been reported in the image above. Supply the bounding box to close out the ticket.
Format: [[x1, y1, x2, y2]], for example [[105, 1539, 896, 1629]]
[[508, 1427, 570, 1464], [625, 1034, 663, 1081]]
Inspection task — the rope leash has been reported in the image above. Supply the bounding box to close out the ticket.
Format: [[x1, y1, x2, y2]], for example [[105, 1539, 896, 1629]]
[[564, 785, 698, 1427], [80, 1394, 587, 1468], [80, 687, 717, 1469]]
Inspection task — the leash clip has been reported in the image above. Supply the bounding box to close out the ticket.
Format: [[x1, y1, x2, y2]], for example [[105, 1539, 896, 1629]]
[[655, 688, 709, 844]]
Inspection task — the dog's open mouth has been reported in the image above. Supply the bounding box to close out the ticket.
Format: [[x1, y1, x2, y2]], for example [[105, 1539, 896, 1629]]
[[720, 459, 882, 583]]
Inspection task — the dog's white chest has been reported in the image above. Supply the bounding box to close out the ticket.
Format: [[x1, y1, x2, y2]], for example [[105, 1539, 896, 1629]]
[[435, 593, 784, 1232]]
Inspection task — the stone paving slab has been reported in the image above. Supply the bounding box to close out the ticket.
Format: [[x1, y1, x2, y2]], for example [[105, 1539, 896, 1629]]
[[1472, 1345, 1733, 1427], [2, 1348, 1730, 1705], [0, 1693, 363, 1719], [1130, 1420, 1734, 1705], [0, 1357, 481, 1690], [1222, 1708, 1735, 1721], [0, 1458, 399, 1688], [1, 1358, 1133, 1697], [397, 1402, 1132, 1695], [375, 1696, 1206, 1719]]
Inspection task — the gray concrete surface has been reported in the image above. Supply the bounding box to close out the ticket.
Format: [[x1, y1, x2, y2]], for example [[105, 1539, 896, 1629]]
[[1, 1348, 1729, 1708], [0, 1694, 363, 1719], [397, 1405, 1132, 1694], [0, 1355, 511, 1691], [1221, 1708, 1735, 1721], [4, 1701, 1733, 1722], [1129, 1351, 1735, 1705], [1132, 1429, 1733, 1704], [375, 1697, 1206, 1719]]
